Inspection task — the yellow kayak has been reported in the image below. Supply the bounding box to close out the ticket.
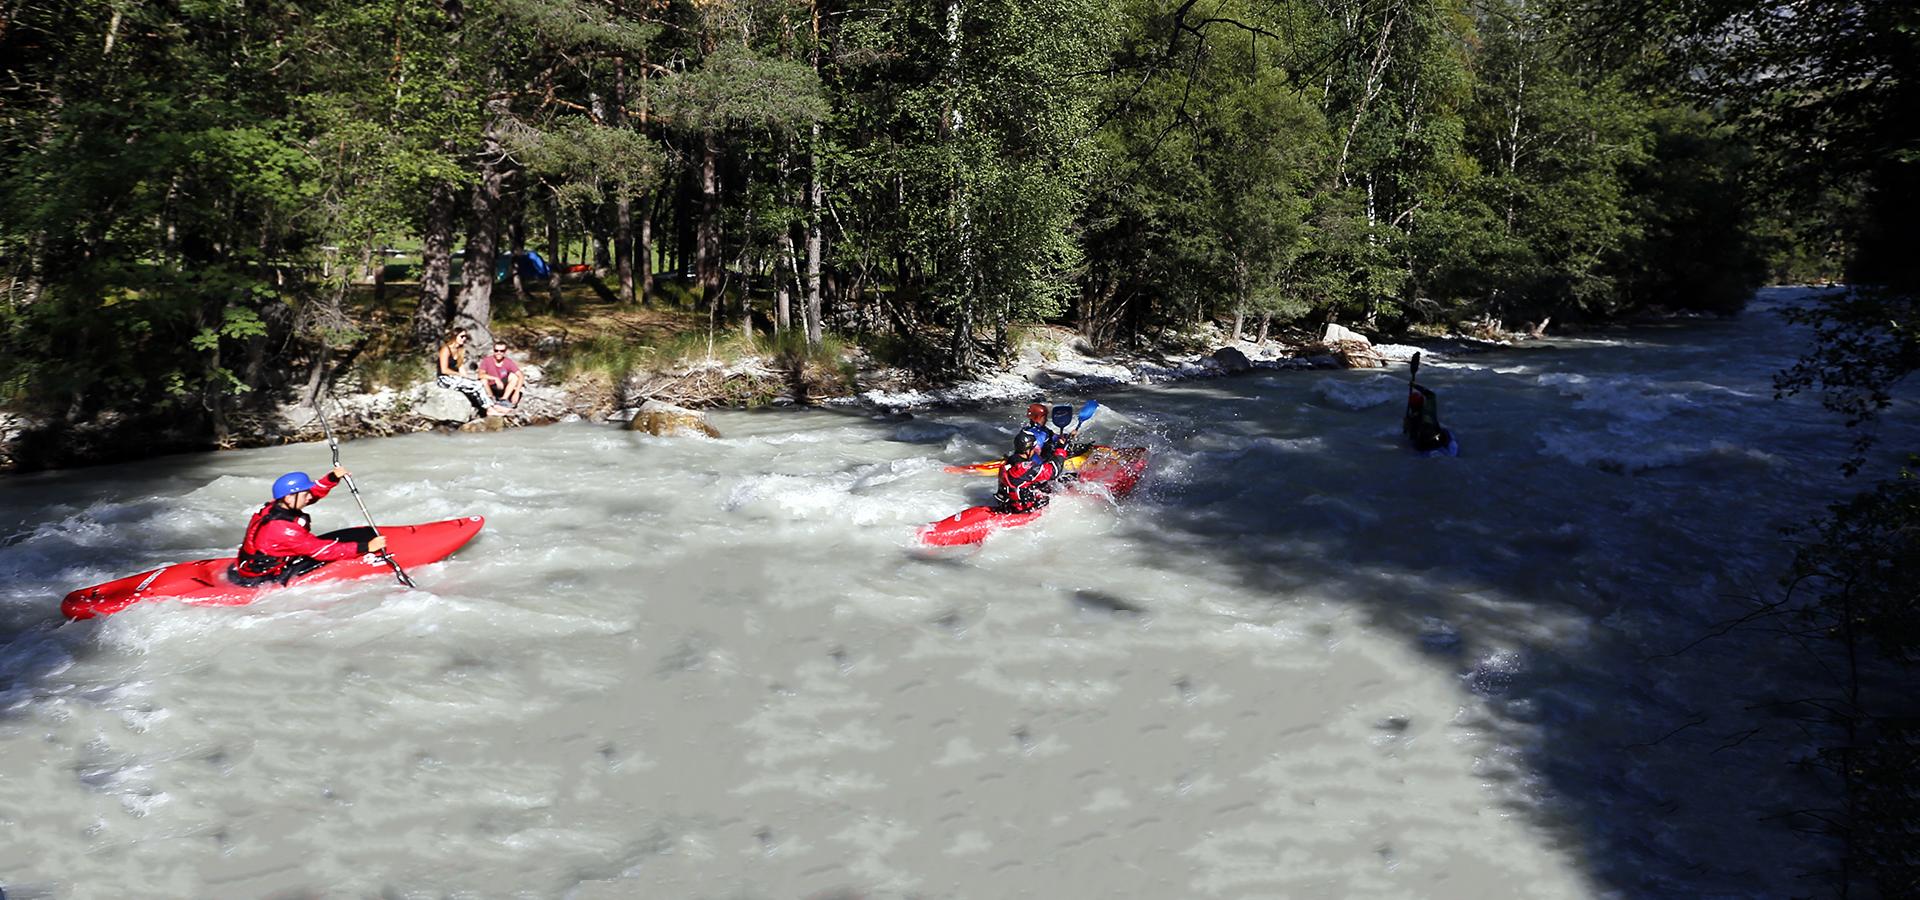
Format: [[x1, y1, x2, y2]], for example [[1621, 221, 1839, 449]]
[[943, 446, 1098, 476]]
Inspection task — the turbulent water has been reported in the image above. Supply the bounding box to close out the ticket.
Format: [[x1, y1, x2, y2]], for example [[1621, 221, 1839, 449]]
[[2, 286, 1914, 898]]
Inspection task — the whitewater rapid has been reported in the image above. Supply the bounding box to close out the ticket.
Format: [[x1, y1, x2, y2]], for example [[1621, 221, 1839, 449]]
[[1, 287, 1912, 898]]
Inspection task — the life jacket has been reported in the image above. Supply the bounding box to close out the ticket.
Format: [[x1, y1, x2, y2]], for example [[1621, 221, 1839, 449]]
[[234, 503, 311, 579], [996, 455, 1058, 513]]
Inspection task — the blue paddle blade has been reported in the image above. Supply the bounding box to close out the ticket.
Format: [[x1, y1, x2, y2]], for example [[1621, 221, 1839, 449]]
[[1076, 400, 1100, 424], [1051, 405, 1075, 429]]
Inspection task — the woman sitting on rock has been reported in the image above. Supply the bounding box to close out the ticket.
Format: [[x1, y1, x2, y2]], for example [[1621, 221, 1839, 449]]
[[434, 329, 494, 415]]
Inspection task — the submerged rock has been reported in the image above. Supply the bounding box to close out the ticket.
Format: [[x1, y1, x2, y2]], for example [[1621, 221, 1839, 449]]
[[626, 399, 720, 438]]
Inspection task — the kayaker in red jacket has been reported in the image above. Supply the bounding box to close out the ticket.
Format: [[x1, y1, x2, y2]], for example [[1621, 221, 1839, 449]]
[[230, 467, 388, 585], [995, 430, 1069, 513]]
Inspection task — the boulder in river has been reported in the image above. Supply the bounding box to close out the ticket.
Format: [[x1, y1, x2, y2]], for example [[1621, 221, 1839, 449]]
[[1322, 322, 1370, 345], [459, 416, 509, 433], [1211, 346, 1254, 374], [626, 399, 721, 438], [1318, 323, 1387, 369]]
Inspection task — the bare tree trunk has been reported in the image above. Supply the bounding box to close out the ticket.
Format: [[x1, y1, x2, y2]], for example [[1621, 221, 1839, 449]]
[[544, 197, 567, 312], [1331, 11, 1397, 189], [804, 3, 825, 347], [698, 130, 723, 305], [776, 224, 794, 334], [1257, 312, 1271, 343], [741, 250, 756, 342], [637, 196, 653, 303], [805, 142, 824, 347]]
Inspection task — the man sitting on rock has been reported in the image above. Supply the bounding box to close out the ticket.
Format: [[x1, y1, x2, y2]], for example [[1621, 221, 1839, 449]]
[[479, 340, 524, 410]]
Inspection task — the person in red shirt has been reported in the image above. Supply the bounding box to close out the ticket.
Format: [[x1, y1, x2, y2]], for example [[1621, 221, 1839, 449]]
[[230, 467, 388, 585], [478, 340, 524, 410]]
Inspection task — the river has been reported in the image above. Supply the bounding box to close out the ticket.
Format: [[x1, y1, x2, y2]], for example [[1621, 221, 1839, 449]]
[[1, 286, 1912, 898]]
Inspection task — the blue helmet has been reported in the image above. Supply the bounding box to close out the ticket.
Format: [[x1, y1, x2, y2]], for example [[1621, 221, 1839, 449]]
[[272, 471, 316, 500]]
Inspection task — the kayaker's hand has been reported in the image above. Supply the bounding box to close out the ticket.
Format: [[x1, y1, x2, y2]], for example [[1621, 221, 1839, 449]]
[[329, 465, 350, 482], [367, 535, 388, 554]]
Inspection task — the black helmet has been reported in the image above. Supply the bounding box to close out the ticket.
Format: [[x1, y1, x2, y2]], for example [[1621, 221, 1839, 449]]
[[1013, 429, 1039, 455]]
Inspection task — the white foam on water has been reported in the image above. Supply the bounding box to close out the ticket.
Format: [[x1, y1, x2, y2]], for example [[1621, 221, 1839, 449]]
[[1313, 374, 1404, 410]]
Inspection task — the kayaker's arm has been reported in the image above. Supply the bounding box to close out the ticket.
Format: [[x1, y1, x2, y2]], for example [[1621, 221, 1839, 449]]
[[306, 468, 347, 502]]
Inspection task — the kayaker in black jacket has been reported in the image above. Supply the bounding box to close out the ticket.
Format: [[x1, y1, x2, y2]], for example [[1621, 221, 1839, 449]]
[[995, 430, 1068, 513], [1403, 384, 1455, 454]]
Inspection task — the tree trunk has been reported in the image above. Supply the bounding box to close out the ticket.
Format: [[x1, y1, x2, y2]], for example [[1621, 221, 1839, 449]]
[[507, 210, 531, 311], [805, 136, 824, 346], [371, 248, 388, 306], [637, 194, 654, 303], [741, 250, 756, 342], [615, 197, 637, 304], [544, 197, 567, 313], [454, 149, 505, 346], [1257, 313, 1271, 343], [612, 30, 638, 305], [804, 2, 825, 345], [698, 130, 723, 305], [676, 167, 696, 284], [776, 224, 794, 334]]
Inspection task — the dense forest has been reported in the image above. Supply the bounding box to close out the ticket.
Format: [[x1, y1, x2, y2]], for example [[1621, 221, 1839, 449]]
[[0, 0, 1818, 436]]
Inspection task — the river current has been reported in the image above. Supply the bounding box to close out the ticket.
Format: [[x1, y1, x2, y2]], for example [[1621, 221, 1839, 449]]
[[2, 286, 1913, 898]]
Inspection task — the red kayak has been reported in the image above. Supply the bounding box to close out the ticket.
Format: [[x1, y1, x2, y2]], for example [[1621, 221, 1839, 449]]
[[61, 517, 485, 620], [918, 447, 1149, 547]]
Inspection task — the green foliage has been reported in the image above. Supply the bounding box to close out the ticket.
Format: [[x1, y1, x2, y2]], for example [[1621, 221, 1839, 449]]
[[660, 45, 829, 135], [0, 0, 1790, 434], [1791, 468, 1920, 664]]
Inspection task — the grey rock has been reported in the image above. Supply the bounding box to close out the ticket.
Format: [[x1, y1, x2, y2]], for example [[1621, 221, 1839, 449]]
[[410, 383, 478, 424], [1322, 322, 1372, 346], [1210, 346, 1254, 374], [515, 384, 571, 420]]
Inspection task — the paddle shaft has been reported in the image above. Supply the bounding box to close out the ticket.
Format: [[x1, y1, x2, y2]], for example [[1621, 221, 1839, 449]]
[[317, 397, 416, 588]]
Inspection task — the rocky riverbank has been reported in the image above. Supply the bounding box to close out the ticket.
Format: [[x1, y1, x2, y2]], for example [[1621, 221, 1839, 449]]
[[0, 322, 1510, 473]]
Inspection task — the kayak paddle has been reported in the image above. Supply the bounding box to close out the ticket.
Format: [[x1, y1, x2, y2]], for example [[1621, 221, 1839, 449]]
[[316, 394, 416, 589]]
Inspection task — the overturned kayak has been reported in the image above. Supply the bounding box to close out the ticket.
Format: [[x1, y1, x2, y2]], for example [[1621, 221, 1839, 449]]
[[919, 447, 1150, 547], [61, 517, 485, 620], [942, 446, 1097, 476]]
